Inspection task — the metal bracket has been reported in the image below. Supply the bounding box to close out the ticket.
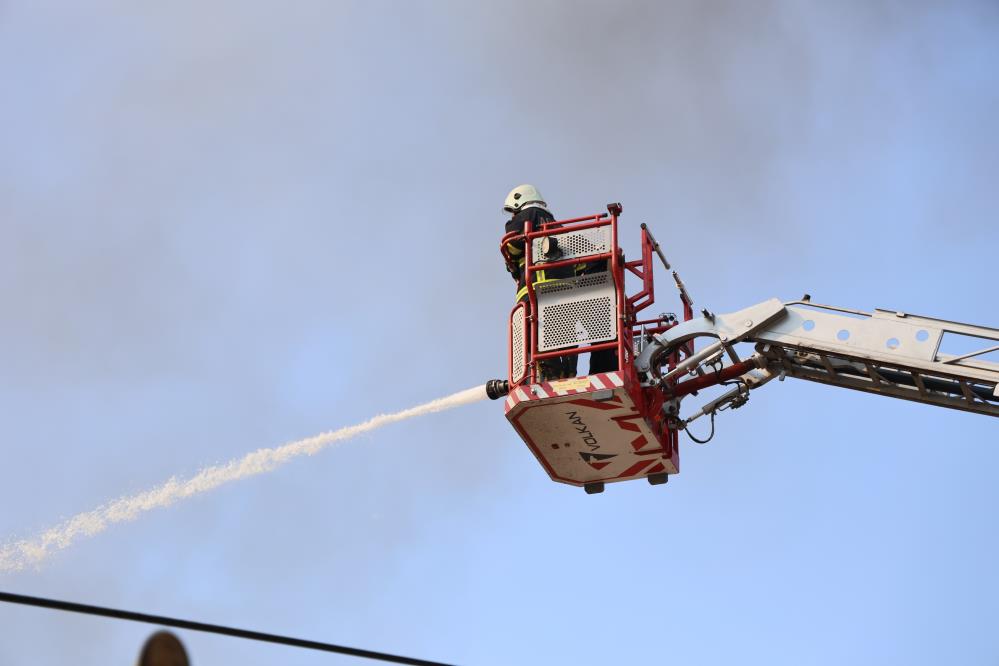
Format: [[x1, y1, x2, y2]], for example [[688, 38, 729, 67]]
[[634, 298, 787, 381]]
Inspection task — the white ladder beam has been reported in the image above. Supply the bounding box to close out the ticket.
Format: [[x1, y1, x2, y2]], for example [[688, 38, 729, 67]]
[[752, 302, 999, 418]]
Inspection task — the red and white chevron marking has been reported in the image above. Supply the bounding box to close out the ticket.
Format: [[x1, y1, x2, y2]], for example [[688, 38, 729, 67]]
[[503, 372, 624, 412]]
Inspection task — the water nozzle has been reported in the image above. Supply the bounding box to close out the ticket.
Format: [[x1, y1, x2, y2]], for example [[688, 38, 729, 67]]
[[485, 379, 510, 400]]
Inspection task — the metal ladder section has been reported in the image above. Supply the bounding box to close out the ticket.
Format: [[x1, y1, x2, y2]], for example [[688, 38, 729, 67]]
[[751, 302, 999, 417]]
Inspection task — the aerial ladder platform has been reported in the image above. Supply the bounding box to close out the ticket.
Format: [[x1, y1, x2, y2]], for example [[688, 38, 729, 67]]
[[487, 204, 999, 493]]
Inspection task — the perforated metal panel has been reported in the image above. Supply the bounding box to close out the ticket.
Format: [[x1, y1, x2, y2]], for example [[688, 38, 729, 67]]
[[532, 226, 610, 263], [537, 272, 617, 352], [511, 305, 527, 383]]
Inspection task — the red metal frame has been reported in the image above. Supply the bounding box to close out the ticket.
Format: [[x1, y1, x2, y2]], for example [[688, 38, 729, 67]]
[[668, 359, 758, 400]]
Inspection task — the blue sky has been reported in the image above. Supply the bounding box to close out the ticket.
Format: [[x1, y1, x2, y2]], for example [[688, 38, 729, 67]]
[[1, 1, 997, 664]]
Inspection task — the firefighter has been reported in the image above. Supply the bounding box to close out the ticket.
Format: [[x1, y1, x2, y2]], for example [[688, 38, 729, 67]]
[[502, 184, 577, 380]]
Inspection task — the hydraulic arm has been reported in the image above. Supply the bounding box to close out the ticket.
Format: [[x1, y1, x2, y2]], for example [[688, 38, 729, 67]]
[[635, 298, 999, 424]]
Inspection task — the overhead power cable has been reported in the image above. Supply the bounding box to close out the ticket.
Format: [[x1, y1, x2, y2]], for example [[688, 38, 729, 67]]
[[0, 591, 454, 666]]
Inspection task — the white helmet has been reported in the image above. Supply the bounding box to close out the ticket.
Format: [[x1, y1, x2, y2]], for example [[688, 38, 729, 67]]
[[503, 184, 548, 214]]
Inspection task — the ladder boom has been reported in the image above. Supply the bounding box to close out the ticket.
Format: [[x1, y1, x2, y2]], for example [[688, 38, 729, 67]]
[[637, 299, 999, 419], [755, 302, 999, 417]]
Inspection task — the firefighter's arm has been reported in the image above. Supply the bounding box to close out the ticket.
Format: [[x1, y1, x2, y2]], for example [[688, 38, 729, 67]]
[[504, 241, 522, 280]]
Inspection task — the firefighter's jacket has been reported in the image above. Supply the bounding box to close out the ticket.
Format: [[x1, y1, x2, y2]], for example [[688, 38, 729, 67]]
[[504, 206, 574, 301]]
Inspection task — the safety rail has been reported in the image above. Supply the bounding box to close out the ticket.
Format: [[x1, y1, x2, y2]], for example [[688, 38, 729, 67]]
[[500, 203, 687, 388], [509, 302, 528, 385]]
